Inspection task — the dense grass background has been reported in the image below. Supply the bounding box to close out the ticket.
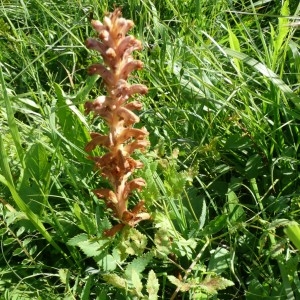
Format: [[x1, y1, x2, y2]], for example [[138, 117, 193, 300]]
[[0, 0, 300, 299]]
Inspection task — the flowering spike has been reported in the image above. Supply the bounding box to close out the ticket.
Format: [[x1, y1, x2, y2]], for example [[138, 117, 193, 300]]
[[85, 9, 151, 236]]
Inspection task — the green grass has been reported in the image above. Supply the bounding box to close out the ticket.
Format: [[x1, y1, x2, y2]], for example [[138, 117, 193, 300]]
[[0, 0, 300, 299]]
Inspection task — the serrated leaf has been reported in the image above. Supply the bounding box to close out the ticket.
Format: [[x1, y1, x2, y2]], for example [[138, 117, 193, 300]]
[[124, 252, 153, 279], [131, 269, 144, 297], [67, 233, 89, 246], [147, 270, 159, 300], [80, 212, 97, 235], [58, 268, 69, 285], [78, 239, 110, 257], [102, 273, 127, 290], [167, 275, 191, 292], [199, 276, 234, 295]]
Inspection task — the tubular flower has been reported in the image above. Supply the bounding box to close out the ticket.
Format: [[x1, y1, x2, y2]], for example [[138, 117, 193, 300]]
[[85, 8, 150, 236]]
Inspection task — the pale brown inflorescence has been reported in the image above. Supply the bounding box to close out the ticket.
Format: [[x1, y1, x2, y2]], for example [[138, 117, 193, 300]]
[[85, 9, 150, 236]]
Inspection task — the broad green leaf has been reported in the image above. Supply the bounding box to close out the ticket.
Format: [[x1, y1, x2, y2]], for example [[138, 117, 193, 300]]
[[96, 254, 117, 271], [3, 237, 15, 246], [12, 248, 23, 256], [285, 223, 300, 251], [18, 143, 51, 214], [227, 190, 245, 223], [75, 75, 99, 104], [200, 215, 227, 236], [224, 133, 251, 150], [207, 247, 231, 275], [245, 154, 263, 179]]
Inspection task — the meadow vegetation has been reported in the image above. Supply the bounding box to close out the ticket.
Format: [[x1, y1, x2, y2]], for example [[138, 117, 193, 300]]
[[0, 0, 300, 299]]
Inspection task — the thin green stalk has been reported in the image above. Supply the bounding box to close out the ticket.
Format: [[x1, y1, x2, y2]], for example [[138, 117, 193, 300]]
[[0, 63, 24, 165]]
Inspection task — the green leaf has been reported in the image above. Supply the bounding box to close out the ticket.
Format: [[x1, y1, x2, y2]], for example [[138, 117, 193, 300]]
[[96, 254, 117, 271], [78, 239, 110, 258], [147, 270, 159, 300], [199, 276, 234, 295], [54, 83, 89, 154], [12, 248, 23, 256], [0, 134, 14, 187], [80, 213, 97, 235], [207, 247, 231, 275], [245, 154, 263, 179], [273, 0, 290, 62], [67, 233, 89, 246], [0, 63, 24, 164], [3, 238, 15, 246], [200, 215, 227, 236], [285, 223, 300, 251], [227, 190, 245, 223], [131, 269, 144, 297], [58, 268, 70, 285], [124, 252, 153, 279], [102, 274, 127, 290], [18, 143, 51, 214], [167, 275, 191, 292], [224, 133, 251, 149], [81, 275, 93, 300], [227, 26, 241, 74]]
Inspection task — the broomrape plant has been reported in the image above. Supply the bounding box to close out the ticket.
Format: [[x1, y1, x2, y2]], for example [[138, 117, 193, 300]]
[[84, 8, 150, 236]]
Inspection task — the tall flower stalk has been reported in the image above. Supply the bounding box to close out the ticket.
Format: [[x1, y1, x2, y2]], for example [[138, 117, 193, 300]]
[[85, 9, 150, 236]]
